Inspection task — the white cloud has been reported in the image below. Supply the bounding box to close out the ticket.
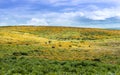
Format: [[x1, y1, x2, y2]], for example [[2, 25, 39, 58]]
[[84, 7, 120, 20], [59, 12, 84, 19], [44, 7, 120, 21], [0, 22, 7, 26], [25, 18, 48, 25]]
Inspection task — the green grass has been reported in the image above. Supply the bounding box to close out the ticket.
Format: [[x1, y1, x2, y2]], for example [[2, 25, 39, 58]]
[[1, 57, 120, 75]]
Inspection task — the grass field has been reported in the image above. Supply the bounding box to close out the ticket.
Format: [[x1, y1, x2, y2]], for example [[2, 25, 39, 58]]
[[0, 26, 120, 75]]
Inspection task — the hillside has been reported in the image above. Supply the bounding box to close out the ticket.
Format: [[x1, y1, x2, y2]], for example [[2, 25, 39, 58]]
[[0, 26, 120, 74]]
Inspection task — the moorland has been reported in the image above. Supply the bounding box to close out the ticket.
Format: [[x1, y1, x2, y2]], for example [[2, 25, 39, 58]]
[[0, 26, 120, 75]]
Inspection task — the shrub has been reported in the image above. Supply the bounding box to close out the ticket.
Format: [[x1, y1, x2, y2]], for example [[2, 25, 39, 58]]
[[48, 41, 52, 44], [69, 45, 72, 47], [59, 45, 62, 47], [92, 58, 101, 62], [52, 46, 55, 48], [13, 52, 28, 56]]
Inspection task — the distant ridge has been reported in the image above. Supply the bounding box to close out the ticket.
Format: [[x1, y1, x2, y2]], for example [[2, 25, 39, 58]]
[[107, 27, 120, 30], [0, 25, 104, 29]]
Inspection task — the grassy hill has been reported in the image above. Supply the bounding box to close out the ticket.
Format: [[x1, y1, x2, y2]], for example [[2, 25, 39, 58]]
[[0, 26, 120, 75]]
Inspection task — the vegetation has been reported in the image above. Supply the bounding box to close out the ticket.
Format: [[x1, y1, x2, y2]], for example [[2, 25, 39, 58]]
[[0, 26, 120, 75], [1, 57, 120, 75]]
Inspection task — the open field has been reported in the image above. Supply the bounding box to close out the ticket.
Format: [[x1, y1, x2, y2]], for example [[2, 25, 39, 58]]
[[0, 26, 120, 75]]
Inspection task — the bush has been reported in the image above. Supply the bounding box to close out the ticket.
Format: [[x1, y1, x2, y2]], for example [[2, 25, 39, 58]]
[[52, 46, 55, 48], [13, 52, 28, 56], [59, 45, 62, 47]]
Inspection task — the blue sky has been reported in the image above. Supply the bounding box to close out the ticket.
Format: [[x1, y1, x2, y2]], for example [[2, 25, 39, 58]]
[[0, 0, 120, 28]]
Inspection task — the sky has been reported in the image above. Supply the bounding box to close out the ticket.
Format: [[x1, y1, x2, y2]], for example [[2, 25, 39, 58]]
[[0, 0, 120, 28]]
